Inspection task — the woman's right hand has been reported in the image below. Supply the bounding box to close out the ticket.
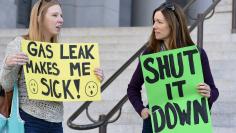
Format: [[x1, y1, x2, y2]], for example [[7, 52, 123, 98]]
[[5, 52, 29, 67], [141, 108, 149, 119]]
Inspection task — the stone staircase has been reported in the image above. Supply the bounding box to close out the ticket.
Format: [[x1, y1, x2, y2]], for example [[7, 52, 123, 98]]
[[0, 1, 235, 132]]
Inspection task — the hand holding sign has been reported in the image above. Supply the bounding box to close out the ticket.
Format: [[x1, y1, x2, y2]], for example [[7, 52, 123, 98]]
[[197, 83, 211, 98], [141, 108, 149, 120], [5, 52, 29, 67], [94, 68, 104, 82]]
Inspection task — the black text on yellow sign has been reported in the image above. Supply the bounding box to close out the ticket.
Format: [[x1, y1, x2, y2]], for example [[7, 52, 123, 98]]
[[21, 40, 101, 101]]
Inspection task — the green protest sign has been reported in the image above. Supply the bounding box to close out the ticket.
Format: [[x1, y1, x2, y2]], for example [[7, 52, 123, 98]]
[[140, 45, 212, 133]]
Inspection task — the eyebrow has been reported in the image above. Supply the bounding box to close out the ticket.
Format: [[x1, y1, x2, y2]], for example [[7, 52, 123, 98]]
[[154, 18, 165, 22], [48, 11, 62, 14]]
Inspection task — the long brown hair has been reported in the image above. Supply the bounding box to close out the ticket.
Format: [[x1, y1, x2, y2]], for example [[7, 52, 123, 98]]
[[147, 2, 195, 52], [23, 0, 61, 43]]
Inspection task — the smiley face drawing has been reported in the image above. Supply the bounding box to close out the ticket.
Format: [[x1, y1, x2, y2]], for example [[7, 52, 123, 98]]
[[85, 81, 98, 97], [29, 79, 38, 94]]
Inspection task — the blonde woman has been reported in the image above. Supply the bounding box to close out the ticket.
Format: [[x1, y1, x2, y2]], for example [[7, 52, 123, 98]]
[[0, 0, 104, 132]]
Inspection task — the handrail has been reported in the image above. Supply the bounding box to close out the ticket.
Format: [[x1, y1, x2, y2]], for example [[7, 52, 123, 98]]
[[188, 0, 216, 21], [67, 44, 146, 130], [67, 0, 221, 130], [183, 0, 196, 11], [232, 0, 236, 33], [189, 0, 221, 32]]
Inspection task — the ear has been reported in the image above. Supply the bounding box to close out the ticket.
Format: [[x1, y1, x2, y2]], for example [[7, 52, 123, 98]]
[[37, 15, 40, 23]]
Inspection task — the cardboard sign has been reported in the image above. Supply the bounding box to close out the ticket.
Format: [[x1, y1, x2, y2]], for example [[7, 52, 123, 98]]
[[140, 46, 212, 133], [21, 40, 101, 101]]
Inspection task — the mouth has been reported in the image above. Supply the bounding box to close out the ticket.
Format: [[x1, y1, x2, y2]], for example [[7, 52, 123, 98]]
[[56, 25, 62, 30], [154, 30, 160, 34], [154, 31, 160, 35]]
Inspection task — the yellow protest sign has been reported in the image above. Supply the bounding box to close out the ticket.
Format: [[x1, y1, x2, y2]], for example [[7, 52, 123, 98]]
[[21, 40, 101, 101]]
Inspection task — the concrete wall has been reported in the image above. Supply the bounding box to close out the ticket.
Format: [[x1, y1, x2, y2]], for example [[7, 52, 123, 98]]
[[119, 0, 132, 26], [0, 0, 232, 28], [0, 0, 17, 28], [61, 0, 121, 27], [131, 0, 165, 26], [103, 0, 120, 27]]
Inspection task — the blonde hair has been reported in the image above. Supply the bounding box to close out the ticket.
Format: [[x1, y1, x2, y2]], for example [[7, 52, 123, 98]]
[[24, 0, 61, 43]]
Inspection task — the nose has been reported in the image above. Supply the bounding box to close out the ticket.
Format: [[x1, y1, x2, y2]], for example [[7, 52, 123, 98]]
[[153, 22, 157, 29], [58, 16, 64, 25]]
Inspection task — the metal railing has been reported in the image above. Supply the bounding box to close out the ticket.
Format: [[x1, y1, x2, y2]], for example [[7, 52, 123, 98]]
[[232, 0, 236, 33], [67, 0, 221, 132], [189, 0, 221, 47]]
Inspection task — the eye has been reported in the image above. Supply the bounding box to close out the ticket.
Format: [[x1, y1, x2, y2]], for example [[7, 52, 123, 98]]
[[154, 19, 162, 24]]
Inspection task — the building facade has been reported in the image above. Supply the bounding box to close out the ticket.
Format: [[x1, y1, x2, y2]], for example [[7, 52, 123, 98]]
[[0, 0, 213, 28]]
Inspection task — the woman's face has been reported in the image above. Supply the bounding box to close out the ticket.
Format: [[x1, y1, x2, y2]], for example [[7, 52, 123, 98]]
[[43, 4, 63, 39], [153, 11, 171, 42]]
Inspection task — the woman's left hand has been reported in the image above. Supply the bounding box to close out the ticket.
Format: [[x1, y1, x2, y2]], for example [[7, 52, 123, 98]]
[[197, 83, 211, 98], [94, 68, 104, 82]]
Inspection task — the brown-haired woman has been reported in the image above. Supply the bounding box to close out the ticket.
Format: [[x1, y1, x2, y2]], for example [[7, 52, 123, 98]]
[[0, 0, 104, 132], [127, 2, 219, 133]]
